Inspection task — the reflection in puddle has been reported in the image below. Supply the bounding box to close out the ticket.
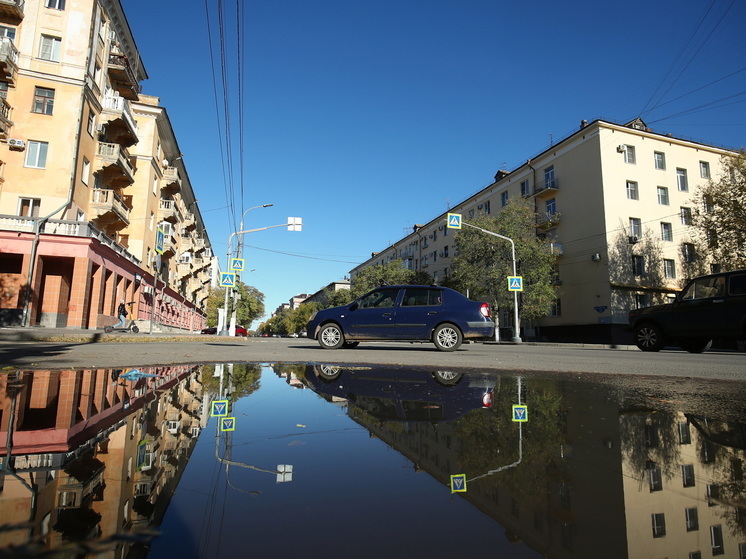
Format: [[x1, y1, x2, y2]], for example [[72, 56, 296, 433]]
[[1, 363, 744, 558]]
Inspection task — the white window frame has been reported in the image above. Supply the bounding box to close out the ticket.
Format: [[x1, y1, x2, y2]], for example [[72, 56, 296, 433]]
[[652, 513, 666, 538], [700, 161, 711, 179], [676, 168, 688, 191], [681, 207, 692, 225], [19, 197, 41, 217], [24, 141, 49, 169], [663, 259, 676, 279], [623, 145, 636, 164], [500, 191, 509, 207], [685, 507, 698, 531], [45, 0, 66, 9], [654, 151, 666, 170], [629, 217, 642, 237], [39, 35, 61, 62], [626, 180, 638, 200], [660, 222, 673, 242], [81, 157, 90, 185], [657, 186, 669, 205]]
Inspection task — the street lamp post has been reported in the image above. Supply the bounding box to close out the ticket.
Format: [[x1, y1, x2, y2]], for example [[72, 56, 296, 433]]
[[219, 217, 303, 336], [460, 222, 522, 343]]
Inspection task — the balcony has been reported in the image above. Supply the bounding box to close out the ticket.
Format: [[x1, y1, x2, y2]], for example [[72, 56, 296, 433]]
[[533, 177, 559, 197], [0, 36, 19, 84], [0, 94, 11, 139], [192, 237, 205, 252], [0, 0, 24, 22], [90, 188, 131, 226], [107, 45, 141, 100], [161, 166, 182, 193], [158, 199, 181, 223], [100, 92, 138, 147], [95, 142, 135, 186], [536, 212, 561, 230]]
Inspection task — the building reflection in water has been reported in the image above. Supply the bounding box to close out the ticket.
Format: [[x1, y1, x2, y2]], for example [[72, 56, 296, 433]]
[[0, 365, 211, 557], [294, 364, 746, 559]]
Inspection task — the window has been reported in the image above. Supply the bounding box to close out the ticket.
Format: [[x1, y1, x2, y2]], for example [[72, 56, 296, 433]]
[[652, 513, 666, 538], [689, 552, 702, 559], [648, 463, 663, 491], [549, 299, 561, 317], [24, 141, 49, 169], [681, 207, 692, 225], [677, 168, 688, 191], [482, 200, 490, 214], [19, 198, 41, 217], [710, 525, 724, 555], [545, 198, 556, 215], [654, 151, 666, 170], [664, 259, 676, 279], [520, 179, 530, 196], [700, 161, 711, 179], [683, 243, 697, 263], [81, 157, 90, 185], [635, 293, 650, 309], [624, 145, 636, 164], [0, 25, 17, 40], [358, 288, 399, 309], [629, 217, 642, 237], [686, 507, 699, 531], [661, 222, 673, 241], [39, 35, 62, 62], [500, 191, 509, 207], [443, 245, 449, 257], [707, 484, 720, 505], [632, 255, 646, 276], [544, 166, 556, 189], [739, 542, 746, 559], [87, 111, 95, 136], [626, 180, 639, 200], [703, 195, 714, 213], [682, 464, 695, 487], [657, 186, 669, 205], [707, 229, 718, 249], [45, 0, 65, 9]]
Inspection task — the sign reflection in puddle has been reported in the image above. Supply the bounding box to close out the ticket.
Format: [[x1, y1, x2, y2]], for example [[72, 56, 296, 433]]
[[0, 363, 744, 558]]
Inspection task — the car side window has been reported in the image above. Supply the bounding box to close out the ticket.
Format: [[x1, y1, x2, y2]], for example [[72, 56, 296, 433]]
[[729, 274, 746, 296], [358, 288, 399, 309], [681, 276, 726, 300], [402, 288, 443, 307]]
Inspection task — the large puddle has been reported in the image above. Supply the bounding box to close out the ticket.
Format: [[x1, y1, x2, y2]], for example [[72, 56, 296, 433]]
[[1, 363, 745, 558]]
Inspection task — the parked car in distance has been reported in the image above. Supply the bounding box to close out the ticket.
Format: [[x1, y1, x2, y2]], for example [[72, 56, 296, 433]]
[[306, 285, 494, 352], [200, 325, 247, 337], [628, 269, 746, 352]]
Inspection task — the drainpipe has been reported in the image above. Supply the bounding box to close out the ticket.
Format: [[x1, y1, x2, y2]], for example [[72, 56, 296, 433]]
[[22, 28, 92, 327]]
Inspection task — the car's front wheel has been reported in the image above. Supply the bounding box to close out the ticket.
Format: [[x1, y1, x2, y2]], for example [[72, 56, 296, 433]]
[[318, 323, 345, 349], [433, 323, 462, 351], [680, 338, 713, 353], [634, 323, 665, 352]]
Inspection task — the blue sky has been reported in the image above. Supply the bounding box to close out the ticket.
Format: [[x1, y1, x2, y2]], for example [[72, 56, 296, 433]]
[[123, 0, 746, 324]]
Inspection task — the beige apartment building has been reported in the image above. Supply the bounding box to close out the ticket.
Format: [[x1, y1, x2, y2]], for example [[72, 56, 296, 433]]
[[351, 118, 738, 343], [0, 0, 213, 330]]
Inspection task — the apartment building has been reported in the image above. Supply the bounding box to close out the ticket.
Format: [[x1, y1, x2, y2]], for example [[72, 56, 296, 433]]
[[351, 118, 737, 343], [0, 0, 213, 331]]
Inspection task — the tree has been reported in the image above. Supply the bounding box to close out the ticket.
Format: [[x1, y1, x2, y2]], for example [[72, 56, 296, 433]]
[[203, 282, 265, 327], [350, 259, 432, 298], [448, 197, 557, 322], [691, 150, 746, 270]]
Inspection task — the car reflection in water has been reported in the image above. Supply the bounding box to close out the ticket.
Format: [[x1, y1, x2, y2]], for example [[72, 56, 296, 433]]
[[303, 364, 494, 423]]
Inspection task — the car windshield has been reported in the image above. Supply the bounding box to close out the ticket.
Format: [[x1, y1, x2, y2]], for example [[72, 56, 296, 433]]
[[680, 276, 726, 300]]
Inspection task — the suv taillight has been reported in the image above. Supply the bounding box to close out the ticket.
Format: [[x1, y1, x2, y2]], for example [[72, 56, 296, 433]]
[[480, 303, 491, 318]]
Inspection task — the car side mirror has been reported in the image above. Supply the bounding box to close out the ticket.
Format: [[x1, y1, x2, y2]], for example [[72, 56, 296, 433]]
[[349, 302, 359, 311]]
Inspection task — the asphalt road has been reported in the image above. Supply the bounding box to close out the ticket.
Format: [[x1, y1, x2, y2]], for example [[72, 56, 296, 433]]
[[0, 333, 744, 381]]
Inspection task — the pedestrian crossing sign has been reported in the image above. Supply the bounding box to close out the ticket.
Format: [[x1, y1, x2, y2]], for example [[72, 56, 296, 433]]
[[211, 400, 229, 417], [220, 273, 235, 287], [447, 213, 462, 229], [512, 405, 528, 422], [230, 258, 245, 272], [220, 417, 236, 432], [508, 276, 523, 291], [450, 474, 468, 493]]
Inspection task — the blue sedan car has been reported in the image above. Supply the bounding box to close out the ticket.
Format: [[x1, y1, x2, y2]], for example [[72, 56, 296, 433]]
[[306, 285, 494, 351]]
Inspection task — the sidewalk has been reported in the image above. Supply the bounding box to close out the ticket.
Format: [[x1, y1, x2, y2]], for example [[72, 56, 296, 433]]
[[0, 326, 204, 343]]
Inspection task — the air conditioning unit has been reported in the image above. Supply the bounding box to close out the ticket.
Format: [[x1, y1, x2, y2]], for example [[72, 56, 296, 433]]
[[8, 138, 25, 150], [616, 145, 626, 153], [628, 235, 640, 244], [142, 286, 154, 295]]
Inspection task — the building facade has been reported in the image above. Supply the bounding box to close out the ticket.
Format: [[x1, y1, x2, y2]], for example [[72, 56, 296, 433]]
[[350, 119, 737, 343], [0, 0, 213, 331]]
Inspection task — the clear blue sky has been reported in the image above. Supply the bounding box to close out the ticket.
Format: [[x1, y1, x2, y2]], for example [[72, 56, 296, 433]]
[[124, 0, 746, 325]]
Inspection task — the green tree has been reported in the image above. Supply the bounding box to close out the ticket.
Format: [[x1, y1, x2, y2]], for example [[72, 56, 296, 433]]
[[448, 198, 557, 322], [350, 259, 432, 298], [691, 150, 746, 270], [203, 282, 265, 327]]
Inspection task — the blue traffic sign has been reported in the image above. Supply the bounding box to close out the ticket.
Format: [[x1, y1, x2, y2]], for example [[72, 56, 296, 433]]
[[508, 276, 523, 291], [450, 473, 468, 493], [447, 213, 462, 229], [230, 258, 245, 272], [220, 273, 235, 287], [211, 400, 229, 417], [512, 405, 528, 422], [155, 228, 165, 254], [220, 417, 236, 432]]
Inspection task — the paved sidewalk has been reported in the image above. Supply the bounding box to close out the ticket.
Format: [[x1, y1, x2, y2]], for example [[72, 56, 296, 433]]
[[0, 326, 207, 343]]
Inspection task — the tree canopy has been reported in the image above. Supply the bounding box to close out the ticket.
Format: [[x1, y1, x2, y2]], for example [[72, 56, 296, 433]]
[[203, 282, 265, 328], [447, 197, 557, 322], [691, 150, 746, 270]]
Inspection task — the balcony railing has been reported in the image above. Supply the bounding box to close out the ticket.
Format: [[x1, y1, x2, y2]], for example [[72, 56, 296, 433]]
[[102, 92, 138, 137], [0, 36, 19, 83], [91, 188, 130, 224], [161, 166, 182, 192], [96, 142, 135, 183], [533, 178, 559, 196], [0, 215, 141, 265], [536, 212, 561, 229]]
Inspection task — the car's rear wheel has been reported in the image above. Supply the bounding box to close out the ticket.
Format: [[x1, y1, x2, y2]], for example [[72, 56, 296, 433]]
[[433, 323, 462, 351], [680, 338, 713, 353], [318, 323, 345, 349], [634, 323, 665, 352]]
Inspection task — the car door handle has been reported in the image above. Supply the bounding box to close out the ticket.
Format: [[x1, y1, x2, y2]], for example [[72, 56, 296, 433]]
[[713, 299, 725, 303], [427, 311, 438, 315], [382, 313, 393, 317]]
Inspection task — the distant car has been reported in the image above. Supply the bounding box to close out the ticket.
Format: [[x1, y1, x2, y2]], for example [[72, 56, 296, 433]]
[[628, 269, 746, 352], [200, 325, 247, 337], [306, 285, 494, 352]]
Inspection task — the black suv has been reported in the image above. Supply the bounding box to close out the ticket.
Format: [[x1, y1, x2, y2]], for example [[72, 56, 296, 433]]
[[629, 269, 746, 352]]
